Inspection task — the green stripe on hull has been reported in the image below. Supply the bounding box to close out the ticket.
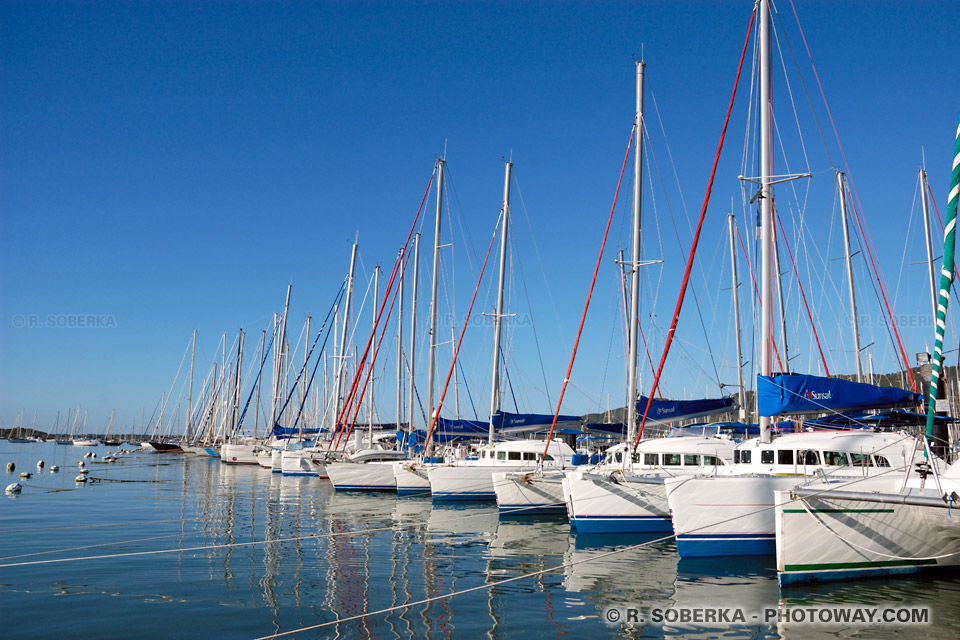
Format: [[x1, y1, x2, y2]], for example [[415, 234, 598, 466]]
[[784, 558, 938, 572]]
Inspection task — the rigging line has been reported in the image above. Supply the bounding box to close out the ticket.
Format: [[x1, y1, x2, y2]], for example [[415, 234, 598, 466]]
[[541, 124, 635, 457], [290, 287, 347, 433], [331, 168, 435, 445], [455, 358, 479, 419], [770, 0, 834, 168], [737, 222, 787, 372], [513, 175, 567, 347], [422, 210, 502, 447], [252, 462, 914, 640], [636, 3, 757, 447], [775, 207, 831, 376], [644, 104, 722, 390], [499, 347, 521, 415], [340, 248, 415, 448], [769, 11, 812, 175], [509, 214, 554, 409], [785, 0, 915, 391]]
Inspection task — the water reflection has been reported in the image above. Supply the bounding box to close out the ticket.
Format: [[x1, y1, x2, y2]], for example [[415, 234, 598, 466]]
[[3, 445, 959, 640]]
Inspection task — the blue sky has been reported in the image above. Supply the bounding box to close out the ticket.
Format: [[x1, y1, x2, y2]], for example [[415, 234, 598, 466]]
[[2, 1, 959, 432]]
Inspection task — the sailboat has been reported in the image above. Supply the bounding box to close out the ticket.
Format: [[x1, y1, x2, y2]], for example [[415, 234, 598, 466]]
[[663, 0, 938, 559], [101, 409, 121, 446], [773, 112, 960, 584], [7, 409, 31, 443]]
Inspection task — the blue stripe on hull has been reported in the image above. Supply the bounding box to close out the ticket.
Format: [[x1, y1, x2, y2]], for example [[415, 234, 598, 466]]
[[281, 471, 318, 477], [397, 487, 431, 496], [778, 565, 922, 587], [676, 533, 776, 558], [432, 491, 495, 502], [571, 515, 672, 534], [333, 485, 397, 492], [498, 504, 567, 516]]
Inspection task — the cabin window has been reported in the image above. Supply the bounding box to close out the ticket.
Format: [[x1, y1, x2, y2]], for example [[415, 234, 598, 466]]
[[614, 452, 623, 463], [662, 453, 681, 466], [873, 455, 890, 468], [850, 453, 870, 466], [736, 450, 751, 464], [803, 450, 820, 465], [823, 451, 848, 466], [778, 450, 794, 465], [481, 450, 488, 459], [523, 452, 536, 461], [760, 450, 774, 464], [644, 453, 659, 466], [508, 452, 522, 461], [683, 454, 699, 466], [703, 455, 718, 466], [497, 451, 506, 461], [543, 454, 554, 461]]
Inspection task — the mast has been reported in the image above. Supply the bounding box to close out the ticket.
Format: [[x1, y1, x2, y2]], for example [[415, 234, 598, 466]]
[[426, 158, 445, 454], [625, 60, 645, 453], [920, 163, 939, 320], [255, 330, 266, 436], [488, 160, 512, 444], [275, 284, 292, 428], [301, 314, 311, 436], [335, 243, 358, 426], [759, 0, 774, 443], [231, 329, 245, 436], [408, 234, 420, 436], [838, 171, 864, 381], [397, 248, 405, 436], [728, 214, 747, 419], [369, 265, 380, 448], [187, 328, 197, 439]]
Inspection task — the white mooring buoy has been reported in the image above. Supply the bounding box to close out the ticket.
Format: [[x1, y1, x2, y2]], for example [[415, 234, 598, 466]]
[[74, 475, 87, 483], [6, 482, 22, 494], [6, 462, 15, 473], [19, 472, 32, 479], [50, 465, 60, 472], [37, 460, 45, 469]]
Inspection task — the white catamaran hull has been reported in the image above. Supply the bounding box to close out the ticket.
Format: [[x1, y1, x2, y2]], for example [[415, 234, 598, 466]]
[[394, 463, 432, 496], [281, 450, 319, 477], [326, 461, 398, 490], [564, 470, 672, 533], [430, 465, 541, 502], [775, 476, 960, 585], [493, 470, 567, 515]]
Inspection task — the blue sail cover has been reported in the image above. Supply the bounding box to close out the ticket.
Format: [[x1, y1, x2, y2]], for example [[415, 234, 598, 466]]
[[400, 417, 487, 446], [757, 373, 922, 416], [637, 395, 737, 424], [492, 410, 582, 434], [272, 425, 324, 437]]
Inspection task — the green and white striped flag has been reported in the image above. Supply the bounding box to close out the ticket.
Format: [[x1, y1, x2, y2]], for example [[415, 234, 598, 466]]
[[926, 110, 960, 441]]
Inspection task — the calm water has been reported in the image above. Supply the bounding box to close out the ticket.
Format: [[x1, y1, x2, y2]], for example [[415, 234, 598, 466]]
[[2, 441, 959, 639]]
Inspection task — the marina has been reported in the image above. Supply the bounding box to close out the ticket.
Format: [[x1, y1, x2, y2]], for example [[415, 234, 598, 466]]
[[4, 441, 960, 639], [3, 0, 960, 637]]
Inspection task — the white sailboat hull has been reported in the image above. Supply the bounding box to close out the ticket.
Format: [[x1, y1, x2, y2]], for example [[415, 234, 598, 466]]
[[220, 443, 259, 465], [775, 481, 960, 585], [564, 470, 672, 533], [393, 463, 432, 496], [492, 470, 567, 515], [326, 461, 398, 491]]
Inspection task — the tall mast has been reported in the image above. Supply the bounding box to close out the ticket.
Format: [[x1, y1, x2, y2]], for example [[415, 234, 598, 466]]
[[335, 243, 358, 426], [277, 284, 292, 428], [728, 214, 747, 419], [488, 160, 512, 444], [368, 265, 380, 447], [838, 171, 864, 381], [408, 234, 420, 436], [187, 328, 197, 438], [255, 329, 266, 435], [426, 158, 445, 453], [625, 60, 645, 452], [396, 248, 405, 435], [302, 314, 311, 434], [920, 163, 939, 320], [759, 0, 774, 443], [231, 329, 245, 435]]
